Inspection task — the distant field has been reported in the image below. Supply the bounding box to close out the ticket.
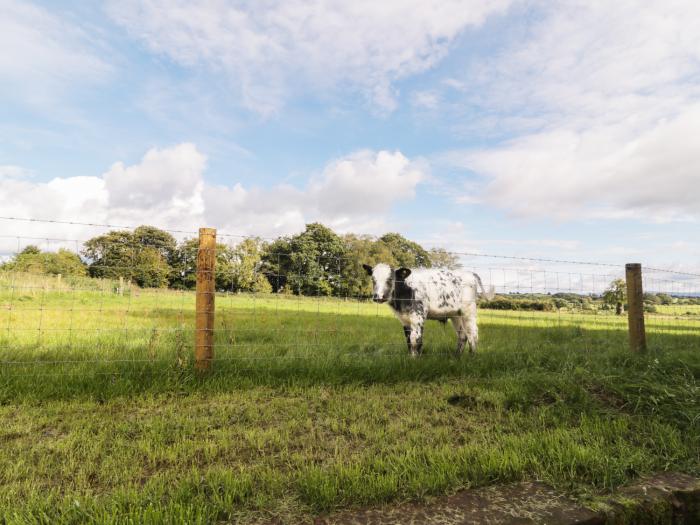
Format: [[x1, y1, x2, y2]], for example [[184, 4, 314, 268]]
[[1, 273, 699, 523], [656, 303, 700, 316]]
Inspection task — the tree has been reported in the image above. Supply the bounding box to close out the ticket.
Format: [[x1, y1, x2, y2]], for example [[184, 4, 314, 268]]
[[262, 223, 348, 296], [341, 234, 398, 298], [82, 226, 176, 288], [82, 230, 138, 280], [1, 246, 86, 276], [428, 248, 461, 270], [603, 279, 627, 315], [170, 238, 235, 291], [379, 232, 432, 268], [656, 293, 674, 305], [133, 247, 171, 288], [644, 293, 661, 304], [133, 225, 177, 263], [552, 297, 569, 310], [230, 238, 272, 293], [19, 245, 41, 256]]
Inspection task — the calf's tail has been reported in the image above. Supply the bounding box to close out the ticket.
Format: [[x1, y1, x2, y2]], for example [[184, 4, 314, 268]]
[[473, 272, 495, 300]]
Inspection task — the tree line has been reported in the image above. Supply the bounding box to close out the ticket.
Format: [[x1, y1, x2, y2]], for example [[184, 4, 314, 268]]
[[0, 223, 459, 298], [4, 223, 697, 307]]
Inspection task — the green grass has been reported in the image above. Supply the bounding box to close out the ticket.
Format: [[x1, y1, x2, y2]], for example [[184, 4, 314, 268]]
[[0, 273, 699, 524]]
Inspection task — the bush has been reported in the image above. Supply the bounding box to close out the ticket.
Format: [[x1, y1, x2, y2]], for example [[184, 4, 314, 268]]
[[1, 246, 86, 276], [480, 296, 555, 312]]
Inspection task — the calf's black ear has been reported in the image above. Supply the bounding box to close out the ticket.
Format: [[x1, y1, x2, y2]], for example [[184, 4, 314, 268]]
[[362, 264, 373, 276], [395, 268, 412, 281]]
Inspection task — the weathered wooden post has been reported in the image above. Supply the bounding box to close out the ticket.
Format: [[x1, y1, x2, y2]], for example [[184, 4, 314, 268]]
[[625, 263, 647, 353], [195, 228, 217, 370], [118, 276, 124, 296]]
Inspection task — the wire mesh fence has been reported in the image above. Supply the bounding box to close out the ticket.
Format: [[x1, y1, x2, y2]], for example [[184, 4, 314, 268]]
[[1, 218, 699, 383]]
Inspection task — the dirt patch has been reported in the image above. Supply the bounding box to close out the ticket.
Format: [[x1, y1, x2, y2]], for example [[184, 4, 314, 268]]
[[317, 482, 603, 525], [447, 394, 496, 411], [316, 473, 700, 525], [587, 385, 629, 411], [596, 472, 700, 524]]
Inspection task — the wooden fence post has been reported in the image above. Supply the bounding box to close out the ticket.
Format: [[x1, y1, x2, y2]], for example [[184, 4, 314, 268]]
[[118, 276, 124, 296], [625, 263, 647, 353], [195, 227, 217, 370]]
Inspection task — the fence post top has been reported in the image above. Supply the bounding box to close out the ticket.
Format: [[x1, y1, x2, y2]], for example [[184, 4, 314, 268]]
[[198, 227, 217, 236], [625, 263, 642, 270]]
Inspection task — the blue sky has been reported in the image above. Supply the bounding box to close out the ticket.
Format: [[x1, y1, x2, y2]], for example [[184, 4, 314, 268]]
[[1, 0, 698, 273]]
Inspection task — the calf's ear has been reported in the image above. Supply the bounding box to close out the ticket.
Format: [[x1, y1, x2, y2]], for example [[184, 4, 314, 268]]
[[395, 268, 412, 281], [362, 264, 373, 276]]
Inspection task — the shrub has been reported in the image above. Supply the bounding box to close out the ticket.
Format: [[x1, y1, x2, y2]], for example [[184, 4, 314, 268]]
[[480, 296, 555, 312]]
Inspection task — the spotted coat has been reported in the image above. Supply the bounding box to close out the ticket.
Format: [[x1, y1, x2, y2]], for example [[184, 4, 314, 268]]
[[363, 263, 493, 357]]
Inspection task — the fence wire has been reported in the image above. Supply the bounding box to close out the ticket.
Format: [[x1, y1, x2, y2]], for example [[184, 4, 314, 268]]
[[1, 218, 699, 381]]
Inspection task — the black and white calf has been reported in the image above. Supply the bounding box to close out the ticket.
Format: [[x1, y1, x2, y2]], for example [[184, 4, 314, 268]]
[[363, 263, 494, 357]]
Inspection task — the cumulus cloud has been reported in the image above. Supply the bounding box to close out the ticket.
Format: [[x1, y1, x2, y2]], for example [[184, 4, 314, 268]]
[[104, 143, 206, 227], [107, 0, 513, 114], [0, 0, 110, 107], [204, 150, 426, 236], [0, 144, 426, 252], [310, 150, 424, 216], [445, 0, 700, 222]]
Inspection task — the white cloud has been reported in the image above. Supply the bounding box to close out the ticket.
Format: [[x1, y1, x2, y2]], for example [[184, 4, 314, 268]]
[[205, 150, 426, 236], [445, 0, 700, 222], [107, 0, 513, 115], [104, 143, 206, 227], [0, 1, 110, 107], [0, 144, 426, 253], [310, 150, 424, 216]]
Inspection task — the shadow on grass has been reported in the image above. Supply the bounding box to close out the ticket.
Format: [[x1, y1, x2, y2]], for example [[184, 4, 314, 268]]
[[1, 307, 698, 409]]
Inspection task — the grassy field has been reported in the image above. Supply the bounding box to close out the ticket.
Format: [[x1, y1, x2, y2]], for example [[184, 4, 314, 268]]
[[1, 273, 699, 524]]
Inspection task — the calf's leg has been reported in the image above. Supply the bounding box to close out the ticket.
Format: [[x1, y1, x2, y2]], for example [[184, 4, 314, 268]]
[[407, 313, 425, 358], [464, 303, 479, 353], [451, 308, 478, 355], [402, 325, 411, 353], [450, 316, 467, 356]]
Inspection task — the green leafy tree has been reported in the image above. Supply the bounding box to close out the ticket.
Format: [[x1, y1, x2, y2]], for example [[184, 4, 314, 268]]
[[552, 298, 569, 310], [644, 293, 662, 304], [82, 226, 176, 288], [19, 245, 41, 256], [428, 248, 461, 269], [169, 238, 238, 291], [379, 232, 432, 268], [230, 238, 272, 293], [262, 223, 347, 296], [1, 246, 86, 276], [656, 293, 674, 305], [341, 234, 398, 298], [603, 279, 627, 315], [133, 225, 177, 263], [133, 247, 172, 288], [82, 230, 139, 280]]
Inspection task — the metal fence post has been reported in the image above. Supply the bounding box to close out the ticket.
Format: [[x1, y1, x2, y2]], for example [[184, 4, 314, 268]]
[[625, 263, 647, 353], [196, 227, 216, 370]]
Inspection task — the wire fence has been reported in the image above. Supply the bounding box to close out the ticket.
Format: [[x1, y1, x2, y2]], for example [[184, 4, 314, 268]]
[[1, 218, 699, 380]]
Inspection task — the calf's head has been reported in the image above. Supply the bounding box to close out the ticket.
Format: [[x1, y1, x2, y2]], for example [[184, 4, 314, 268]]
[[363, 263, 412, 303]]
